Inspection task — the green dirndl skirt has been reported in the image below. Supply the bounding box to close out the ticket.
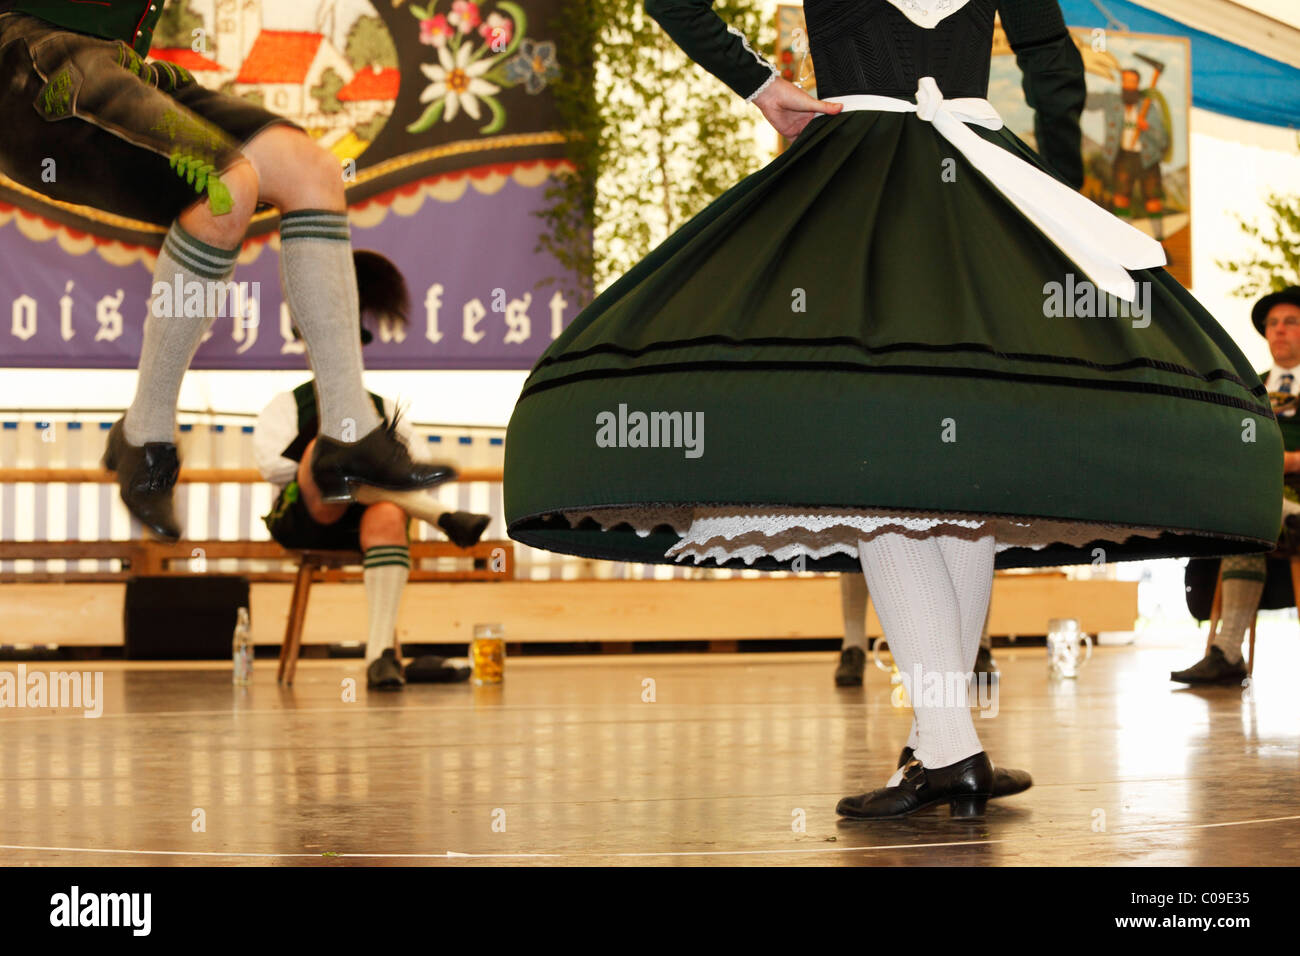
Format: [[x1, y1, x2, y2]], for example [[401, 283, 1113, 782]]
[[504, 109, 1282, 571]]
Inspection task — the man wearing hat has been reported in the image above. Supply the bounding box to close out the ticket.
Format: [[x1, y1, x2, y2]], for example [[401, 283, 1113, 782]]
[[254, 253, 490, 691], [1172, 286, 1300, 683]]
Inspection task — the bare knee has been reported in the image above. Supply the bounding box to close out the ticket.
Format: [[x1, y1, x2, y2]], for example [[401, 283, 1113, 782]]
[[178, 159, 258, 248], [246, 127, 345, 212], [302, 142, 346, 204], [360, 502, 408, 548]]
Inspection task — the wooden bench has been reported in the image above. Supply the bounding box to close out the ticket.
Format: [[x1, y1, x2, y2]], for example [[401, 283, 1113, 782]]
[[0, 467, 1142, 651], [0, 537, 513, 581], [0, 465, 512, 669]]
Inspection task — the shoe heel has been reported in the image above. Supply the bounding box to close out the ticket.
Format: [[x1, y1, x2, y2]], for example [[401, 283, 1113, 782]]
[[315, 473, 356, 504], [949, 795, 989, 819]]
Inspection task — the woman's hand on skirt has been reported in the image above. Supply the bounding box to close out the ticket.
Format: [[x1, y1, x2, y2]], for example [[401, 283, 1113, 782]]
[[753, 78, 844, 140]]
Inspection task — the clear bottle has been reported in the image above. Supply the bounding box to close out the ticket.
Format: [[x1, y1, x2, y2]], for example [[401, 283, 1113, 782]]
[[232, 607, 253, 686]]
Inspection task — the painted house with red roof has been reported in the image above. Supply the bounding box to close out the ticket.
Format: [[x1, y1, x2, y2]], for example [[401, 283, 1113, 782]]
[[149, 48, 227, 78], [231, 29, 353, 124], [338, 65, 401, 124]]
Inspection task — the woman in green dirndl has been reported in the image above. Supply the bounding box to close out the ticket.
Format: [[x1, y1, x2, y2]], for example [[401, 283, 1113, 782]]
[[504, 0, 1283, 819]]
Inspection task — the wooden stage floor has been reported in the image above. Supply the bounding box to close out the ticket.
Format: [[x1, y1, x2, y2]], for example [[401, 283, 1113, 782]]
[[1, 643, 1298, 866]]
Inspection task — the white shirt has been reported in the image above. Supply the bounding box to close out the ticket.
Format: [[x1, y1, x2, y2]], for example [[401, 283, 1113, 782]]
[[254, 388, 416, 490]]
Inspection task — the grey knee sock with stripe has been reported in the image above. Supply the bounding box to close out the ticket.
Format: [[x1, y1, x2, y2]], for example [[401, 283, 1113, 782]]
[[124, 223, 239, 445], [279, 210, 382, 443], [364, 544, 411, 664], [1213, 554, 1266, 665]]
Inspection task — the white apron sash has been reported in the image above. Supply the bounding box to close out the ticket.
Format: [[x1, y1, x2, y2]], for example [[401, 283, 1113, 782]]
[[825, 77, 1167, 302]]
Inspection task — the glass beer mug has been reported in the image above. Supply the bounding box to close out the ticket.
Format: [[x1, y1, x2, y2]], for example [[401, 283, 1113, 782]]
[[872, 638, 909, 707], [471, 622, 505, 685], [1046, 618, 1092, 679]]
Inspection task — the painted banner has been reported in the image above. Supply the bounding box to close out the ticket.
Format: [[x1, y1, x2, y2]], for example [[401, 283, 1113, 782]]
[[0, 0, 581, 369], [989, 29, 1193, 287]]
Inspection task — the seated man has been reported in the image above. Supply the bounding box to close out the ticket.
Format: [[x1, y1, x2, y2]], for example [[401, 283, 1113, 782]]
[[1173, 286, 1300, 684], [254, 284, 489, 691]]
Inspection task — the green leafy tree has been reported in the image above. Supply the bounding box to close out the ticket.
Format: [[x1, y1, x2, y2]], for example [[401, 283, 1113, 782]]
[[1218, 193, 1300, 298], [346, 16, 399, 69], [312, 67, 346, 115], [154, 1, 206, 52], [536, 0, 770, 303]]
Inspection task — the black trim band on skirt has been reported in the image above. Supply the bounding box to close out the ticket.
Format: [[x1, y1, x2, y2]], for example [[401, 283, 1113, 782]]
[[528, 333, 1261, 395], [518, 358, 1275, 417]]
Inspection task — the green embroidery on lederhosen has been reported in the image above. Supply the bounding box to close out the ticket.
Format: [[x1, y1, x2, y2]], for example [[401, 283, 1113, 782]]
[[154, 60, 191, 93], [118, 42, 154, 83], [264, 480, 300, 526], [39, 69, 74, 117], [151, 109, 234, 215]]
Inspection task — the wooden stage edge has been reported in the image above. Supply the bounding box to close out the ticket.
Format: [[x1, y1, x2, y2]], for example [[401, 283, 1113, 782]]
[[0, 577, 1138, 647]]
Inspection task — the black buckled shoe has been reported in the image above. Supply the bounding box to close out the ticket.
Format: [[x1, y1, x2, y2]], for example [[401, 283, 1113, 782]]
[[101, 418, 181, 542], [837, 752, 994, 820], [437, 511, 491, 549], [367, 648, 405, 690], [1170, 645, 1248, 685], [834, 646, 866, 686], [898, 746, 1031, 799], [311, 416, 456, 504]]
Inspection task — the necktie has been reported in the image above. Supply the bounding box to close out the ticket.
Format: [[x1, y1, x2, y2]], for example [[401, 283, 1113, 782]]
[[1278, 373, 1295, 417]]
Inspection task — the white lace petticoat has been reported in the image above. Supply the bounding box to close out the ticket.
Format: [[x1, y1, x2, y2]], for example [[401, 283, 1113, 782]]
[[559, 505, 1169, 566]]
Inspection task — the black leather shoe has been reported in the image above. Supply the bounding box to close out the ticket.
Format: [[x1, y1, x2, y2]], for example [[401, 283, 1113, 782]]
[[438, 511, 491, 549], [834, 646, 866, 686], [1170, 645, 1247, 685], [405, 655, 472, 683], [974, 645, 998, 675], [838, 752, 994, 820], [312, 417, 456, 504], [367, 648, 405, 690], [898, 746, 1031, 799], [101, 418, 181, 542]]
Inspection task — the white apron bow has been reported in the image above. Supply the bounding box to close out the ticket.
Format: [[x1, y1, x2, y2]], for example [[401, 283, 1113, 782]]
[[825, 76, 1167, 302]]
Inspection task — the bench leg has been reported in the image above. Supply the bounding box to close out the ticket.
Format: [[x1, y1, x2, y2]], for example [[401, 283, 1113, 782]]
[[286, 566, 314, 687], [279, 561, 314, 686]]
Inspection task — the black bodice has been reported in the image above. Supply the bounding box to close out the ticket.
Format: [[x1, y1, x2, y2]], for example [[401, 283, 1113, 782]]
[[805, 0, 999, 100]]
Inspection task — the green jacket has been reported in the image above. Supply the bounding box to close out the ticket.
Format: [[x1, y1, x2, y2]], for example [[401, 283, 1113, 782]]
[[7, 0, 165, 57]]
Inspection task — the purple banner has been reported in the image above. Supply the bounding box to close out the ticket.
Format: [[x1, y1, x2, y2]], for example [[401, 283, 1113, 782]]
[[0, 0, 583, 369]]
